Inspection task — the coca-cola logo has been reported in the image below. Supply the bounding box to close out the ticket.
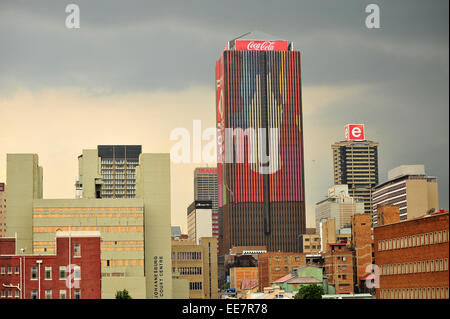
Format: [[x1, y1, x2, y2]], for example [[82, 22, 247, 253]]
[[246, 41, 275, 51]]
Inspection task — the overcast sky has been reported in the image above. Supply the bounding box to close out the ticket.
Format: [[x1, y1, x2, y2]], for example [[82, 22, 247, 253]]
[[0, 0, 448, 232]]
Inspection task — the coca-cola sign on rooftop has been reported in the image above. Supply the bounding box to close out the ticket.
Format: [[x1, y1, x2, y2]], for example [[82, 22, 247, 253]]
[[235, 40, 288, 51]]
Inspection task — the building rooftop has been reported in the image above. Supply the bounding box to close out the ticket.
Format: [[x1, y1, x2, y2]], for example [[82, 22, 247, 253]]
[[55, 231, 101, 238], [288, 277, 322, 284]]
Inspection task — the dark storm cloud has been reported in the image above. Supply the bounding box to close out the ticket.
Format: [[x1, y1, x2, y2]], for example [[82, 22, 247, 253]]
[[0, 0, 448, 209], [0, 0, 447, 91]]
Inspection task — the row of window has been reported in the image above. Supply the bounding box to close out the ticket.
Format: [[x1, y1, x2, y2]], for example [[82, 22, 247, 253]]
[[101, 259, 144, 267], [189, 282, 203, 291], [378, 230, 449, 251], [177, 267, 203, 275], [173, 252, 202, 260], [27, 265, 81, 281], [379, 287, 449, 299], [101, 246, 144, 252], [0, 289, 77, 299], [33, 207, 142, 212], [34, 213, 143, 219], [33, 226, 143, 233], [304, 245, 321, 250], [381, 258, 448, 275]]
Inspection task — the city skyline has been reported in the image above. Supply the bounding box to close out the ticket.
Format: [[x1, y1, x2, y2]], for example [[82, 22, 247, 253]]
[[0, 0, 448, 233]]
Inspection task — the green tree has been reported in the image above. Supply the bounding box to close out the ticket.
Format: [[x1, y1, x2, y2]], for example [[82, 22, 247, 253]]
[[115, 289, 132, 299], [294, 284, 324, 299]]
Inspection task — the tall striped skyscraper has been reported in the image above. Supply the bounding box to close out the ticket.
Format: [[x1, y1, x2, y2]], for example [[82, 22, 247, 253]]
[[216, 32, 306, 254]]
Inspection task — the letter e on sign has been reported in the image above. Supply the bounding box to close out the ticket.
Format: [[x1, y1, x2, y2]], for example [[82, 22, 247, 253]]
[[345, 124, 365, 141]]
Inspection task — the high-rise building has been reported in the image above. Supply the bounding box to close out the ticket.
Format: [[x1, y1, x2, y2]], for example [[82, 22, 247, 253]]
[[372, 165, 439, 225], [76, 145, 141, 199], [216, 31, 306, 254], [332, 125, 379, 215], [0, 183, 6, 237], [193, 168, 219, 240], [315, 185, 365, 232]]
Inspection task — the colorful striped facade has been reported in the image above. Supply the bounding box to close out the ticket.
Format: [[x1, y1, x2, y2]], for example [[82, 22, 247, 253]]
[[216, 41, 306, 254]]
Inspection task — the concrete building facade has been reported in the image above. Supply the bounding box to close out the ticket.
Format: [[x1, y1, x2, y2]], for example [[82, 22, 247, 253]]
[[6, 151, 174, 299], [315, 185, 365, 233], [187, 200, 213, 244], [171, 237, 218, 299], [374, 211, 449, 299], [372, 165, 439, 225], [0, 183, 6, 237]]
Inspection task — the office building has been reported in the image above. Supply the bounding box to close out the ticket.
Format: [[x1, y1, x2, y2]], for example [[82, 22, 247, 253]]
[[6, 151, 174, 299], [216, 31, 306, 254], [194, 168, 219, 238], [76, 145, 141, 199], [0, 183, 5, 237], [0, 231, 101, 299], [187, 200, 213, 244], [315, 185, 365, 232], [171, 237, 218, 299], [374, 211, 449, 299], [332, 125, 378, 215], [372, 165, 439, 224]]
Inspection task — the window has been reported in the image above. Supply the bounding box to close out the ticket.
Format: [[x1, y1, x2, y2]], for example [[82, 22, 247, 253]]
[[59, 266, 67, 279], [429, 233, 434, 245], [189, 282, 203, 291], [74, 289, 81, 299], [45, 290, 52, 299], [444, 230, 448, 243], [31, 290, 38, 299], [60, 290, 67, 299], [15, 290, 19, 298], [74, 265, 81, 280], [7, 267, 12, 274], [8, 290, 12, 298], [74, 243, 81, 257], [31, 266, 38, 280], [1, 267, 5, 275], [14, 266, 19, 274], [45, 266, 52, 280]]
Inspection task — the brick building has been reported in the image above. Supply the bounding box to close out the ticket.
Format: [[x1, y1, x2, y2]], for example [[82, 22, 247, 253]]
[[374, 211, 449, 299], [229, 267, 258, 292], [376, 205, 400, 226], [257, 252, 306, 291], [0, 231, 101, 299], [351, 213, 374, 292], [323, 243, 354, 294]]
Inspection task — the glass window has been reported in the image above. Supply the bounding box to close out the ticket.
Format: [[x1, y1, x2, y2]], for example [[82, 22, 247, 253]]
[[1, 266, 5, 274], [31, 266, 38, 280], [74, 243, 81, 257], [60, 290, 67, 299], [59, 266, 67, 279], [45, 290, 52, 299], [74, 289, 81, 299], [45, 266, 52, 280]]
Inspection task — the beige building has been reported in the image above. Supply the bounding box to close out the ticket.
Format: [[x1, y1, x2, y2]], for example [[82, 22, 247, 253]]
[[299, 233, 321, 254], [372, 165, 439, 225], [332, 140, 379, 215], [5, 151, 180, 299], [0, 183, 5, 237], [315, 185, 365, 233], [319, 218, 351, 253], [171, 237, 218, 299]]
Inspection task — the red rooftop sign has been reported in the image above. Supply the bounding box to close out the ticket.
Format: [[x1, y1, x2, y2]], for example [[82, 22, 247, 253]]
[[345, 124, 365, 141], [235, 40, 289, 51], [196, 168, 217, 174]]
